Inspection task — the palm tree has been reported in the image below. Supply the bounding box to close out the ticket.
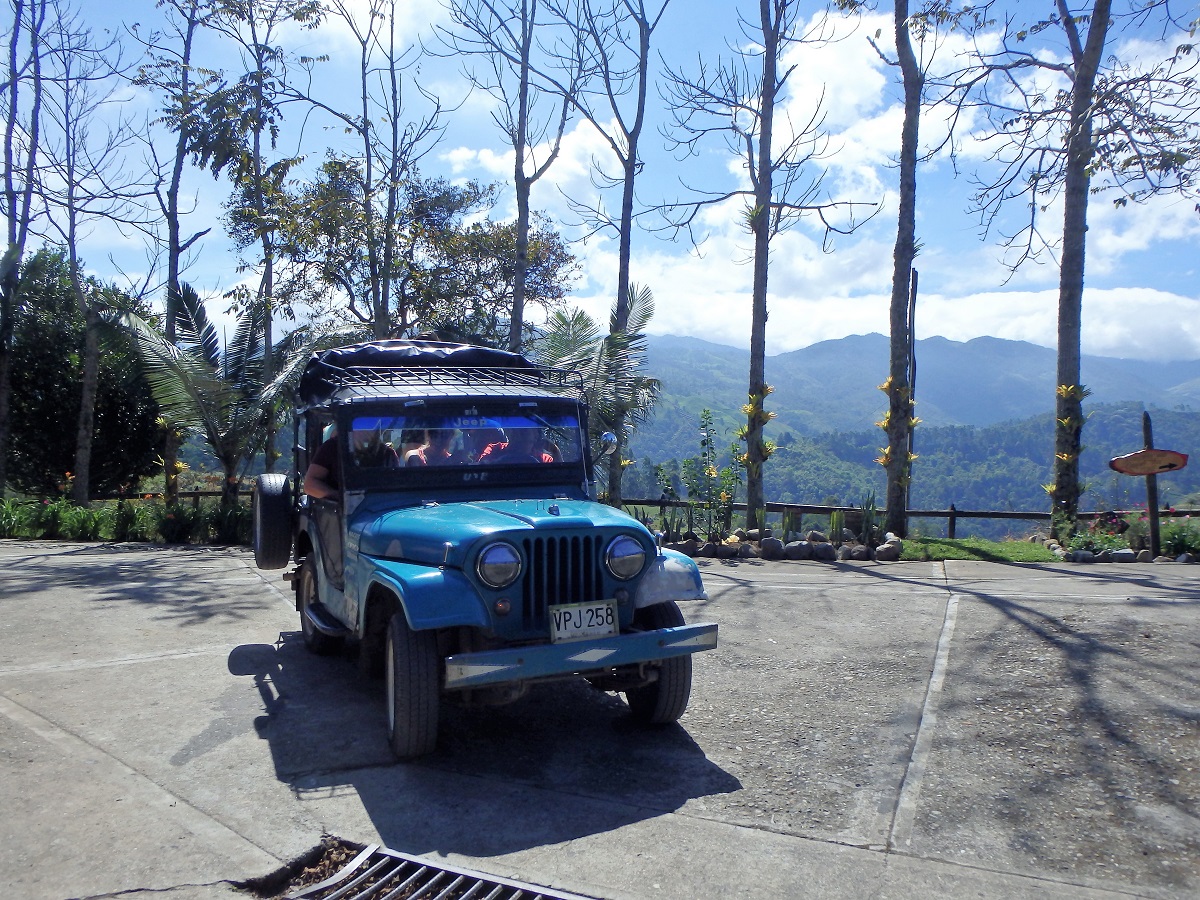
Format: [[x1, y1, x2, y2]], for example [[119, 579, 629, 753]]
[[535, 284, 660, 502], [122, 284, 275, 512]]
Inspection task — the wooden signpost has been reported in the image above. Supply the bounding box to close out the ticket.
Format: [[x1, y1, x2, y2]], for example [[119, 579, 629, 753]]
[[1107, 412, 1188, 558]]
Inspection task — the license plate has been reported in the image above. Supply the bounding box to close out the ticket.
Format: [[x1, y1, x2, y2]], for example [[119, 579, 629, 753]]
[[549, 601, 618, 643]]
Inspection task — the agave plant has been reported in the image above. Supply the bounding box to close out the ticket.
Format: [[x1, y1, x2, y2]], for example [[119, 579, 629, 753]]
[[534, 284, 661, 499]]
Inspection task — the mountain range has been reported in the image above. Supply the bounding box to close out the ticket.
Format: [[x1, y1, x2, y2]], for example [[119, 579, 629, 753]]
[[631, 333, 1200, 463]]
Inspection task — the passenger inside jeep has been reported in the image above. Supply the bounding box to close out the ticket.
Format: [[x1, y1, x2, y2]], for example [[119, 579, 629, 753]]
[[404, 428, 456, 466]]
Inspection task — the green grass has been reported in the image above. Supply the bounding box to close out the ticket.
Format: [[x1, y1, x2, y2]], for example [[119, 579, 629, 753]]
[[901, 536, 1057, 563]]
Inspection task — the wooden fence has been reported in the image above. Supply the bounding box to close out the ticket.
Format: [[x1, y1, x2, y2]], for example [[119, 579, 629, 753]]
[[625, 498, 1199, 540], [95, 490, 1196, 541]]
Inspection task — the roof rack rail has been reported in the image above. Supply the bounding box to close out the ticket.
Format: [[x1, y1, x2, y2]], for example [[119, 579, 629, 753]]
[[330, 365, 585, 392]]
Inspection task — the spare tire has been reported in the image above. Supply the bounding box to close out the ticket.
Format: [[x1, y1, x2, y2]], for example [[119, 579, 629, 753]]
[[253, 473, 292, 569]]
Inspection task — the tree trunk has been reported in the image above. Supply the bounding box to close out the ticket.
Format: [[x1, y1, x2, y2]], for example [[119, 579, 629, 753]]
[[744, 0, 778, 533], [70, 297, 101, 505], [884, 0, 921, 537], [1050, 0, 1109, 539], [605, 152, 641, 507]]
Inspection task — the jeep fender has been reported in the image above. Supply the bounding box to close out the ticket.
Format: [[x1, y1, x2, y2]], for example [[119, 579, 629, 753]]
[[633, 549, 709, 609], [367, 559, 491, 631]]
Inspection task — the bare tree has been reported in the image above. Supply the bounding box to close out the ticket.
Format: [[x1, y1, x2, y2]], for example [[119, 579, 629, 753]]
[[0, 0, 47, 497], [35, 0, 153, 504], [662, 0, 873, 531], [545, 0, 671, 506], [840, 0, 983, 537], [439, 0, 580, 352], [300, 0, 444, 338], [130, 0, 219, 342], [946, 1, 1200, 536]]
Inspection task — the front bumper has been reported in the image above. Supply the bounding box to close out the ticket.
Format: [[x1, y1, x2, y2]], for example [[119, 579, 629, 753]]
[[442, 622, 719, 690]]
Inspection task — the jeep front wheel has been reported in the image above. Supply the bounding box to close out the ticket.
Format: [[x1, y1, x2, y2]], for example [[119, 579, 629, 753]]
[[386, 612, 440, 759], [625, 600, 693, 724], [297, 558, 342, 656]]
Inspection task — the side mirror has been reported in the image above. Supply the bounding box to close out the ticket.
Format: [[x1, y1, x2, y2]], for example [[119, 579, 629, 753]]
[[599, 432, 618, 456]]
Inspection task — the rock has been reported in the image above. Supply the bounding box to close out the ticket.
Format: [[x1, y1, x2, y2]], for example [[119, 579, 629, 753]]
[[745, 528, 772, 542], [812, 542, 837, 561], [806, 530, 828, 543], [733, 528, 747, 541], [837, 545, 853, 561], [738, 542, 759, 559], [715, 543, 739, 559], [841, 528, 857, 542], [1068, 550, 1094, 563], [874, 542, 901, 561], [1137, 550, 1153, 562], [1028, 533, 1048, 543], [784, 540, 814, 561], [1153, 555, 1175, 563], [1053, 547, 1068, 559], [672, 538, 699, 557], [1177, 552, 1194, 563], [849, 544, 872, 561], [1111, 548, 1137, 563], [1095, 549, 1112, 563], [759, 537, 785, 560]]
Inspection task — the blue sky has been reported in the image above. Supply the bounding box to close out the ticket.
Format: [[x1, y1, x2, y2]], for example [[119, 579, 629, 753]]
[[73, 1, 1200, 361]]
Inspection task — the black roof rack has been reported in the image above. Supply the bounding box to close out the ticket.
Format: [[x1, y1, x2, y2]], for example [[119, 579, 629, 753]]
[[296, 340, 584, 409]]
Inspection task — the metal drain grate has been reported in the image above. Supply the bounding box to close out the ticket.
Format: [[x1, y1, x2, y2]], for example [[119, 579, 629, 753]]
[[287, 843, 599, 900]]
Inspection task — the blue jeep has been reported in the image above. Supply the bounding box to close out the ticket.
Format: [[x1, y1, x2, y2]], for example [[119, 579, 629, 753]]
[[252, 340, 717, 759]]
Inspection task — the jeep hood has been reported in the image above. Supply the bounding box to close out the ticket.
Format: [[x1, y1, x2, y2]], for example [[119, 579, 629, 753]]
[[354, 499, 644, 567]]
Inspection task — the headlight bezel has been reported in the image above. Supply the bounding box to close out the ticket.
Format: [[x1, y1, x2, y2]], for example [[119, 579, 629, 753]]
[[605, 534, 647, 580], [476, 541, 522, 589]]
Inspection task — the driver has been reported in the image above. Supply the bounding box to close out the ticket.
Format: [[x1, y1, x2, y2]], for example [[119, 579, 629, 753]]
[[479, 428, 555, 464]]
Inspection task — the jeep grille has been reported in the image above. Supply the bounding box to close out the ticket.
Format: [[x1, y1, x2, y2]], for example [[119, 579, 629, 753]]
[[519, 535, 604, 627]]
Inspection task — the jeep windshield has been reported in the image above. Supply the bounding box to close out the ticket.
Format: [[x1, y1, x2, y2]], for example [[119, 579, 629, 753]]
[[335, 399, 588, 489]]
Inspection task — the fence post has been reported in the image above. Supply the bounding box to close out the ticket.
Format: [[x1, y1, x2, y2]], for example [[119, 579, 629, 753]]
[[948, 503, 957, 540]]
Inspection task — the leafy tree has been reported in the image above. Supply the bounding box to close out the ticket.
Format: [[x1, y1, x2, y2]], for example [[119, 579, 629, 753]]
[[8, 250, 160, 497], [279, 166, 576, 344], [944, 1, 1200, 536], [206, 0, 324, 472]]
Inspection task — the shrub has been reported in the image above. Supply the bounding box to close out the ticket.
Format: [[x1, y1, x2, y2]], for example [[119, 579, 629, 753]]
[[109, 499, 155, 542], [0, 499, 30, 537], [155, 502, 200, 544], [59, 504, 105, 541], [207, 502, 251, 545], [27, 498, 71, 538], [1159, 516, 1200, 556]]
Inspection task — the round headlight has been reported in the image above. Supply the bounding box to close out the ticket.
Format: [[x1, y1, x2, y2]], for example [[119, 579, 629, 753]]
[[476, 541, 522, 589], [605, 535, 646, 580]]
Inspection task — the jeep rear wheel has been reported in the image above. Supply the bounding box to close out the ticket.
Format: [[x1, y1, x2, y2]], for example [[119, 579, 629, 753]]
[[253, 474, 292, 569], [625, 600, 693, 725], [298, 558, 342, 656], [386, 612, 440, 759]]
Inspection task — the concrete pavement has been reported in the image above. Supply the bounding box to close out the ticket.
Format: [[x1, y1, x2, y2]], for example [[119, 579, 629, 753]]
[[0, 540, 1196, 899]]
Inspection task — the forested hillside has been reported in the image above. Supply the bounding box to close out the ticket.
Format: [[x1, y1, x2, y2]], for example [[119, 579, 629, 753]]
[[624, 334, 1200, 530]]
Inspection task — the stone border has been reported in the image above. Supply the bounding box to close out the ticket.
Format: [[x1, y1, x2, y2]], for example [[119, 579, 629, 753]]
[[664, 529, 905, 563]]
